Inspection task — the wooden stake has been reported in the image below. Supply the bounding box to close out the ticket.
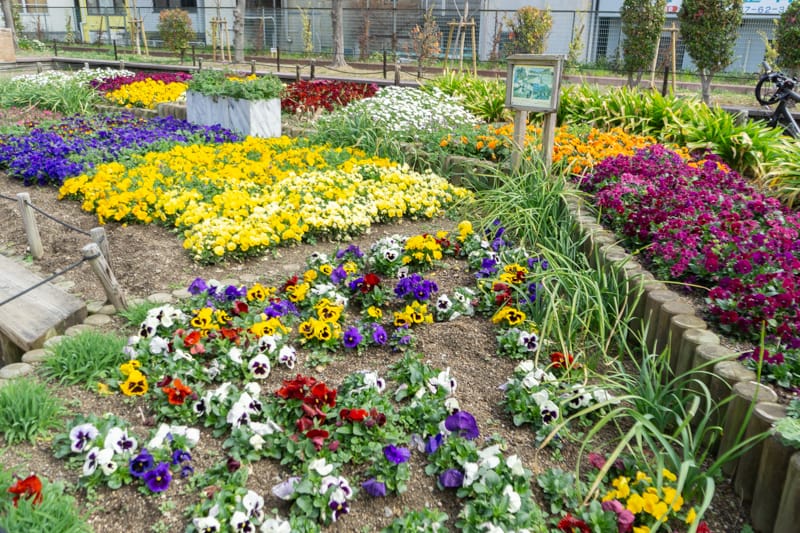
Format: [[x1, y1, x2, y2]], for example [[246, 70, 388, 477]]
[[82, 242, 127, 311], [90, 227, 110, 265], [17, 193, 43, 260]]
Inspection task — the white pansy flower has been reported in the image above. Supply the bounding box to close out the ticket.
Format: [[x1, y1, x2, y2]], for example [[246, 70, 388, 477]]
[[244, 382, 261, 397], [228, 346, 243, 364], [278, 345, 297, 369], [506, 454, 526, 477], [309, 457, 334, 476], [462, 462, 479, 487], [260, 517, 291, 533], [249, 434, 265, 451], [515, 360, 535, 374], [242, 490, 264, 520], [503, 485, 522, 514]]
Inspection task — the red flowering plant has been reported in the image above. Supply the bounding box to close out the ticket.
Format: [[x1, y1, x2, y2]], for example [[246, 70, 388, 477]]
[[7, 474, 43, 507], [154, 375, 200, 424], [327, 371, 403, 466], [281, 79, 378, 115]]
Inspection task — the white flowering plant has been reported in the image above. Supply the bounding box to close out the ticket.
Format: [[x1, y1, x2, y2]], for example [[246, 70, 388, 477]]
[[53, 414, 197, 494], [315, 86, 481, 143]]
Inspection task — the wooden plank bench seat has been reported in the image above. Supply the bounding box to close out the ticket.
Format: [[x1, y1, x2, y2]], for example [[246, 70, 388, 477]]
[[0, 254, 87, 365]]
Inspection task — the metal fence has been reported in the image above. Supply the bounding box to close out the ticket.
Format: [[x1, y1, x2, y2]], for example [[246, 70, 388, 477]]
[[14, 6, 782, 75]]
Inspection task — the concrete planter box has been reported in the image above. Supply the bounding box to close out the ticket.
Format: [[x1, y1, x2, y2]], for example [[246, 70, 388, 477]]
[[186, 91, 281, 138]]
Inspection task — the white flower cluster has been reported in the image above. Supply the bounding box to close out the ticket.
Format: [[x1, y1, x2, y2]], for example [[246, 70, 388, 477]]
[[11, 67, 135, 88], [319, 86, 481, 139]]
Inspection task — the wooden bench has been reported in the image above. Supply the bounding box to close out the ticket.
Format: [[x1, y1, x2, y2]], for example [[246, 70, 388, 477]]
[[0, 255, 87, 365]]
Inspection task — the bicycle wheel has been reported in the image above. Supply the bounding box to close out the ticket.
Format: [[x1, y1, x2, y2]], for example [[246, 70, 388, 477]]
[[755, 75, 781, 105]]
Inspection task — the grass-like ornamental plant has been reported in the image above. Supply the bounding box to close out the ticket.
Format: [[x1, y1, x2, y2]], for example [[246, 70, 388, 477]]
[[0, 469, 90, 532], [0, 69, 128, 115], [186, 69, 284, 101], [40, 330, 128, 388], [0, 378, 65, 444]]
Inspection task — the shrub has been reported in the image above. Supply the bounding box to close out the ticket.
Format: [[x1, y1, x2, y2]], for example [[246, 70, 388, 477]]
[[187, 70, 283, 100], [775, 2, 800, 75], [504, 6, 552, 55], [157, 9, 194, 53], [620, 0, 666, 87], [678, 0, 743, 104]]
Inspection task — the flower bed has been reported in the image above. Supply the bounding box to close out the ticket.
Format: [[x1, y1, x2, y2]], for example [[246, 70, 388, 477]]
[[281, 79, 379, 115], [89, 71, 192, 109], [0, 220, 715, 532], [578, 145, 800, 388], [0, 113, 240, 186], [59, 137, 472, 263]]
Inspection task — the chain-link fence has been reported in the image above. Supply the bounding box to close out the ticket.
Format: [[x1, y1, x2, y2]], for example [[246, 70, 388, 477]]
[[13, 5, 782, 75]]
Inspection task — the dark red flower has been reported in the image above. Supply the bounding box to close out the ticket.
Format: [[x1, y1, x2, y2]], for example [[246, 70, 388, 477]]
[[556, 514, 590, 533], [296, 416, 314, 432], [309, 382, 337, 408], [8, 474, 43, 506], [305, 428, 330, 450], [340, 408, 368, 422], [231, 301, 249, 316]]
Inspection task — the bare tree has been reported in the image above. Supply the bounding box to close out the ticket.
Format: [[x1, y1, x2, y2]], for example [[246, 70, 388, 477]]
[[331, 0, 347, 67], [233, 0, 245, 63], [2, 0, 17, 47]]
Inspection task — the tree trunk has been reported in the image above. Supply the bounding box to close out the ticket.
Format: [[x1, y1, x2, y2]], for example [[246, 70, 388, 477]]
[[233, 0, 245, 63], [699, 70, 712, 106], [331, 0, 347, 68], [1, 0, 14, 47]]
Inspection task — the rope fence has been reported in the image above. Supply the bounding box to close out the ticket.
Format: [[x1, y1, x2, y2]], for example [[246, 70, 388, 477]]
[[0, 191, 127, 311]]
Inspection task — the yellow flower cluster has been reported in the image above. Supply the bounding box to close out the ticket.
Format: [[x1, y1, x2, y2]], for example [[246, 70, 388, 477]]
[[60, 138, 472, 263], [603, 469, 697, 532], [457, 220, 473, 242], [119, 360, 148, 396], [104, 80, 188, 109], [298, 299, 345, 344], [393, 302, 433, 328], [491, 306, 526, 326], [401, 234, 444, 268], [498, 263, 528, 285]]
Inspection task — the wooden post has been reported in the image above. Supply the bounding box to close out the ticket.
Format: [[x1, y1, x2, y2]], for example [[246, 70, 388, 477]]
[[16, 193, 43, 260], [394, 63, 401, 86], [511, 109, 528, 171], [470, 19, 477, 76], [82, 242, 127, 311], [541, 111, 557, 170], [90, 227, 110, 265]]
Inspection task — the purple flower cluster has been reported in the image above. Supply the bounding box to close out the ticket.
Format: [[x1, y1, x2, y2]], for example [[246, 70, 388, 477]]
[[580, 145, 800, 383], [1, 113, 240, 186], [129, 447, 192, 492], [394, 273, 439, 302], [90, 71, 192, 93]]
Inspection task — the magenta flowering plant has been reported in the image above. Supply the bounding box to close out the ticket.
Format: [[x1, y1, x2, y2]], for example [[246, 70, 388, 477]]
[[580, 145, 800, 387]]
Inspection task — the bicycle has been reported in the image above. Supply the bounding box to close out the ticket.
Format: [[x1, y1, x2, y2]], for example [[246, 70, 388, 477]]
[[755, 62, 800, 138]]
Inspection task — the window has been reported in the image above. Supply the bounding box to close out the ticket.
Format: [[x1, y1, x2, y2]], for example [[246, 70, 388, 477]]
[[85, 0, 126, 16], [153, 0, 198, 10]]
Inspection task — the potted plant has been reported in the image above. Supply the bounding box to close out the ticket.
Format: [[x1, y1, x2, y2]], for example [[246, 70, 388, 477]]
[[185, 69, 284, 138]]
